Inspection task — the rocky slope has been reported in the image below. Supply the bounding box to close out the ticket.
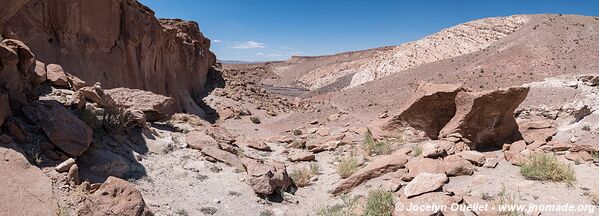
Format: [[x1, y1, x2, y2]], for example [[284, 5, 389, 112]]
[[260, 15, 529, 90], [2, 0, 216, 116]]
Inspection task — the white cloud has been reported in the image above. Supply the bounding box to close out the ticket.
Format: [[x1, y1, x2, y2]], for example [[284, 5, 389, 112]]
[[233, 41, 265, 49], [255, 52, 264, 56], [212, 39, 222, 43]]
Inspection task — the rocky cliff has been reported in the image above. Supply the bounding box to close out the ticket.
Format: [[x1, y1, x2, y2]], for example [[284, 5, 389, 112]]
[[2, 0, 216, 116]]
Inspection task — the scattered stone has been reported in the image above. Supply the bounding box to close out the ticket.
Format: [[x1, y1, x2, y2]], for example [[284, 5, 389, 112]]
[[0, 92, 9, 127], [482, 158, 499, 168], [442, 155, 474, 176], [403, 158, 445, 181], [397, 192, 458, 216], [7, 121, 27, 143], [403, 172, 448, 198], [565, 151, 592, 162], [288, 152, 316, 162], [250, 116, 261, 124], [332, 153, 408, 194], [509, 140, 527, 153], [247, 142, 271, 151], [421, 140, 448, 158], [67, 164, 80, 185], [76, 176, 153, 216], [308, 140, 345, 153], [202, 146, 244, 170], [242, 158, 293, 195], [55, 158, 76, 173], [458, 151, 486, 166], [46, 64, 69, 87]]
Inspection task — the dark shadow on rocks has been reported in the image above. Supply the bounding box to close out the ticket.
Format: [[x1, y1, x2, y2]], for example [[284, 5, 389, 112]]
[[194, 64, 226, 124]]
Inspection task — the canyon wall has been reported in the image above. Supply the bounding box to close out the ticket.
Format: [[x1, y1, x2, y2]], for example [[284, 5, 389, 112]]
[[2, 0, 216, 116]]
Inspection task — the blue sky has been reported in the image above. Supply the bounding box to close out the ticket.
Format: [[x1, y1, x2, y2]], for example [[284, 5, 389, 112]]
[[139, 0, 599, 61]]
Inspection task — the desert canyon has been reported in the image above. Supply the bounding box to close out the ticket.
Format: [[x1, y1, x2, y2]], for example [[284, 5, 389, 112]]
[[0, 1, 598, 216]]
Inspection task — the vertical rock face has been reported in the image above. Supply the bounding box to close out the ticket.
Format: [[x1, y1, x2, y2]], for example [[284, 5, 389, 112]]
[[0, 0, 30, 24], [3, 0, 216, 115]]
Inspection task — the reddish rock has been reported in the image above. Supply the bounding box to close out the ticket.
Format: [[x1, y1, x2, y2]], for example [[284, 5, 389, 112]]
[[0, 144, 58, 215], [77, 85, 117, 108], [403, 172, 448, 198], [458, 151, 486, 166], [204, 126, 237, 144], [403, 158, 445, 181], [565, 151, 592, 162], [39, 101, 93, 156], [46, 64, 69, 87], [31, 60, 47, 84], [518, 119, 557, 144], [332, 153, 408, 194], [185, 131, 219, 150], [247, 142, 272, 151], [509, 140, 527, 153], [288, 152, 316, 162], [4, 1, 216, 115], [242, 158, 293, 195], [420, 140, 449, 158], [383, 82, 467, 138], [440, 87, 529, 150], [397, 192, 461, 216], [202, 146, 244, 170], [76, 176, 153, 216], [106, 88, 177, 121], [442, 155, 474, 176]]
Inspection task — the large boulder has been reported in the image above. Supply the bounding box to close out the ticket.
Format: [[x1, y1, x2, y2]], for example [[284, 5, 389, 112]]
[[3, 1, 216, 115], [76, 176, 153, 216], [332, 153, 408, 194], [242, 158, 293, 196], [382, 82, 467, 138], [38, 101, 93, 156], [105, 88, 178, 121], [440, 87, 529, 150], [0, 144, 58, 215]]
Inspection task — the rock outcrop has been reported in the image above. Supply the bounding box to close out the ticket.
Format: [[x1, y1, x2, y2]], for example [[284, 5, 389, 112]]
[[440, 87, 529, 149], [383, 82, 467, 138], [3, 0, 216, 116]]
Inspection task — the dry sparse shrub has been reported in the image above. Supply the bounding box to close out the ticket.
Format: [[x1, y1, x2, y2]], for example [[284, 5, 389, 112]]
[[316, 194, 358, 216], [412, 145, 423, 157], [590, 188, 599, 205], [363, 189, 395, 216], [363, 128, 392, 155], [291, 163, 319, 187], [337, 157, 359, 179], [520, 154, 576, 183]]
